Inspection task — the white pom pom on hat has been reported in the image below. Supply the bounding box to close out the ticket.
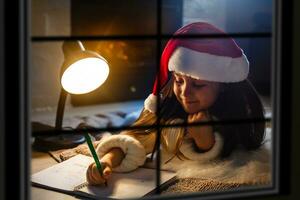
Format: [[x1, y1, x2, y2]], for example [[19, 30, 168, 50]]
[[144, 22, 249, 113]]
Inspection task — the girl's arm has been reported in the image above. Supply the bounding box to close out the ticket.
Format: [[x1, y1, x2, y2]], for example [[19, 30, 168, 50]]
[[187, 112, 215, 151], [98, 132, 155, 169], [120, 131, 156, 154], [95, 131, 155, 173], [100, 147, 125, 168], [179, 111, 224, 162]]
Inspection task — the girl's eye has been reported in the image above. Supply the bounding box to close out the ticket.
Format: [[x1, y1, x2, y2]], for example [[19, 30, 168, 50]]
[[175, 79, 183, 84]]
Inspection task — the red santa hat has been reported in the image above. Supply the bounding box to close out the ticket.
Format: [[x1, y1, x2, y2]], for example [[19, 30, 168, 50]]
[[144, 22, 249, 113]]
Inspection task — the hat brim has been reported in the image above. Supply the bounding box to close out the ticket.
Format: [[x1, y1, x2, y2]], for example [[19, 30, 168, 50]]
[[168, 47, 249, 83]]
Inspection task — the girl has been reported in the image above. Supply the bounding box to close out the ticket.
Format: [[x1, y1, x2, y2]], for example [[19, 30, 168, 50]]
[[86, 22, 266, 185]]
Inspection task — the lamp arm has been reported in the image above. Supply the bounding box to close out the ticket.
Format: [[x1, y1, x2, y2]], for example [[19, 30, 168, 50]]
[[55, 89, 68, 129]]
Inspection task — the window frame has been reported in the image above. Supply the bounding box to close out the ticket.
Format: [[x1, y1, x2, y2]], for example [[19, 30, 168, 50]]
[[0, 0, 293, 199]]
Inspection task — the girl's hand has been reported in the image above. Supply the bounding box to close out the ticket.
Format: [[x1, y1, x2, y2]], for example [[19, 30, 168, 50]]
[[187, 111, 209, 123], [86, 161, 112, 185], [187, 112, 215, 150]]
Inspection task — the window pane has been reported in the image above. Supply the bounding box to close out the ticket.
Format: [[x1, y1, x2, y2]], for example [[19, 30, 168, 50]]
[[70, 40, 157, 105], [71, 0, 157, 36]]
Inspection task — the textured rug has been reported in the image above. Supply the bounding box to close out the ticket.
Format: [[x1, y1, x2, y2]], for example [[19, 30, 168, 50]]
[[162, 178, 246, 194]]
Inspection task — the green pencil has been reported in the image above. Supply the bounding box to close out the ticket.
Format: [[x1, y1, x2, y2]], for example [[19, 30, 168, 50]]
[[84, 132, 108, 186]]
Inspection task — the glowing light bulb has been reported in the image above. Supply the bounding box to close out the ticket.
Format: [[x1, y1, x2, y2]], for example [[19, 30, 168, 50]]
[[61, 57, 109, 94]]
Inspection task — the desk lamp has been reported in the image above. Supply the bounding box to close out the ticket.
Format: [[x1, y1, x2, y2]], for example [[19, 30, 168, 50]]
[[33, 41, 109, 151]]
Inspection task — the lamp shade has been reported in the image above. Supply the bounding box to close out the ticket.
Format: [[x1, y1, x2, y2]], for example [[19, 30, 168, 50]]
[[61, 56, 109, 94], [60, 41, 109, 95]]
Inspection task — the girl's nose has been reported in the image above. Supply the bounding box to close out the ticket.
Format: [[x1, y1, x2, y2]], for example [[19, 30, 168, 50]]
[[182, 82, 192, 97]]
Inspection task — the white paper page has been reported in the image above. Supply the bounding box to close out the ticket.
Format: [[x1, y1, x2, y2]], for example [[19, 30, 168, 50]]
[[79, 168, 176, 199], [32, 154, 94, 191]]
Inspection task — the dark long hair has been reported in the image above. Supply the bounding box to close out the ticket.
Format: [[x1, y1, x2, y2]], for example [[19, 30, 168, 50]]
[[208, 80, 266, 157]]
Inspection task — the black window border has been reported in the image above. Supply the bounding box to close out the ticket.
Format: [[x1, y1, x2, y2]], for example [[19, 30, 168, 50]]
[[0, 0, 295, 199]]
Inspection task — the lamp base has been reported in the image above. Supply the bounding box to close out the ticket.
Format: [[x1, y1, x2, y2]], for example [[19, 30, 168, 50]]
[[32, 134, 85, 152]]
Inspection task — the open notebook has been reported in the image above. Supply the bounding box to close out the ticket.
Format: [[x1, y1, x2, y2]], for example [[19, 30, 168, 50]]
[[31, 154, 176, 199]]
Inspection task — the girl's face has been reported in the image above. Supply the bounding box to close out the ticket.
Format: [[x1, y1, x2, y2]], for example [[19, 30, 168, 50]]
[[173, 73, 220, 114]]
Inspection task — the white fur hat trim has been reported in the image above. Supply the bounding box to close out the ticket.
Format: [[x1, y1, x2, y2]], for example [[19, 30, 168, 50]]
[[168, 47, 249, 82], [96, 135, 147, 172], [144, 93, 157, 113]]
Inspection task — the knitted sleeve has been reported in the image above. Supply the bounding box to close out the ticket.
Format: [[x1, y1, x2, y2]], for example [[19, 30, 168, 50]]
[[179, 132, 224, 162], [96, 134, 147, 172]]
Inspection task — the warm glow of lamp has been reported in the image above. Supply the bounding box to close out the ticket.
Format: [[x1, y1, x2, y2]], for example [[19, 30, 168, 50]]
[[61, 57, 109, 94], [33, 40, 111, 151]]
